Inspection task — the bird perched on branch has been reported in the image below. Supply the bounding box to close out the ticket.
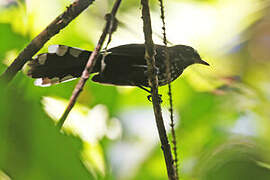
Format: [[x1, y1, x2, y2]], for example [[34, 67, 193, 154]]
[[27, 44, 209, 92]]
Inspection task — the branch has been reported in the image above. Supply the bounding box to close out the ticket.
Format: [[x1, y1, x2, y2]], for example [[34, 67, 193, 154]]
[[57, 0, 122, 129], [0, 0, 94, 83], [140, 0, 176, 179], [158, 0, 179, 178]]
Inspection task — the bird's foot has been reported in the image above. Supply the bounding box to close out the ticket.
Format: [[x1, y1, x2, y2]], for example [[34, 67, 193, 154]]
[[147, 94, 163, 103], [136, 85, 163, 103]]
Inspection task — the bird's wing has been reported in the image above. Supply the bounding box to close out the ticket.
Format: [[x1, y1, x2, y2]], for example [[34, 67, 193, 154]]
[[107, 44, 146, 57], [102, 44, 147, 67], [92, 63, 149, 86]]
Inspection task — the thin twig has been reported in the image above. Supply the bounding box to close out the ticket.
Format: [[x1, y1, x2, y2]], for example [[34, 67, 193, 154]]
[[57, 0, 122, 129], [100, 14, 118, 73], [140, 0, 176, 179], [158, 0, 179, 179], [0, 0, 94, 83]]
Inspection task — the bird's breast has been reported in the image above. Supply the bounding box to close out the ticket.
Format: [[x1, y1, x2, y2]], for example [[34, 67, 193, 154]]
[[156, 61, 184, 86]]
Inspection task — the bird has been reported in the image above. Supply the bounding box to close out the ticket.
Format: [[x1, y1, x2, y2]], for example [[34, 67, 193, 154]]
[[27, 43, 209, 93]]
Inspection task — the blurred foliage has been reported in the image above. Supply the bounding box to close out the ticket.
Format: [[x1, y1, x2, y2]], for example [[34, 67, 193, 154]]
[[0, 78, 93, 179], [1, 0, 270, 179]]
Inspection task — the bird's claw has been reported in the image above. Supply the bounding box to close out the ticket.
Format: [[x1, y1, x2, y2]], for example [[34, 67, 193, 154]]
[[147, 95, 152, 102], [147, 94, 163, 103]]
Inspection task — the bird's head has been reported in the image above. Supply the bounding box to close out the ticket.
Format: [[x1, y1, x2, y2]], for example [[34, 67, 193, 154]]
[[171, 45, 209, 66]]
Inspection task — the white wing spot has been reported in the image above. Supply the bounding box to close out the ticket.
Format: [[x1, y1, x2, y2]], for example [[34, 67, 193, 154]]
[[38, 54, 47, 65], [56, 45, 68, 56], [48, 45, 59, 53], [34, 78, 51, 87], [69, 48, 82, 58]]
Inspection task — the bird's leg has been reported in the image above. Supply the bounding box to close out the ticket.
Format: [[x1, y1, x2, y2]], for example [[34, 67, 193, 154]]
[[137, 85, 162, 103], [147, 93, 163, 103], [137, 85, 151, 93]]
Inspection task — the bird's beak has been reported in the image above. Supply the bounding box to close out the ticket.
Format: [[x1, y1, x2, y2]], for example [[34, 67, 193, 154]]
[[197, 59, 210, 66]]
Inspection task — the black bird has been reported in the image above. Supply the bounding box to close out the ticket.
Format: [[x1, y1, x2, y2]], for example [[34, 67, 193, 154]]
[[27, 44, 209, 91]]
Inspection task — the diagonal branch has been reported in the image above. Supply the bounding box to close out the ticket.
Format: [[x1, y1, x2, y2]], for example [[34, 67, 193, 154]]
[[0, 0, 94, 83], [140, 0, 176, 179], [57, 0, 122, 129]]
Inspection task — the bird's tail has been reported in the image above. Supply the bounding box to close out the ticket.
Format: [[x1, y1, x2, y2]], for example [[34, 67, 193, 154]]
[[27, 45, 100, 86]]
